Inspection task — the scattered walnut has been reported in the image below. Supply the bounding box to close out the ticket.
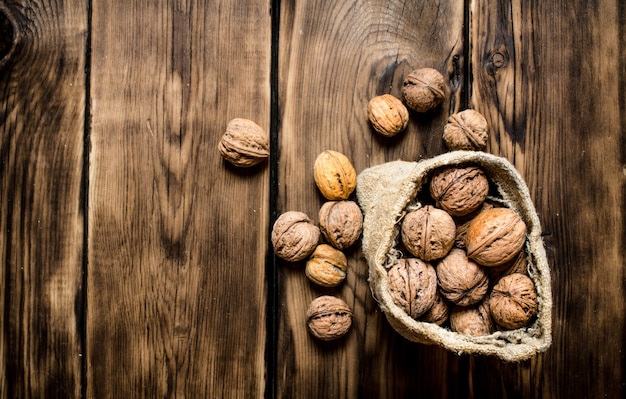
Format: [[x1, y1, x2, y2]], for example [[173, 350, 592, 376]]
[[443, 109, 489, 151], [306, 296, 353, 341], [429, 165, 490, 217], [489, 273, 538, 330], [218, 118, 269, 167], [387, 258, 438, 319], [419, 291, 451, 326], [449, 299, 493, 336], [318, 200, 363, 250], [367, 94, 409, 137], [313, 150, 357, 200], [436, 248, 489, 306], [401, 205, 456, 261], [466, 207, 527, 267], [271, 211, 320, 262], [401, 68, 446, 112], [305, 244, 348, 287]]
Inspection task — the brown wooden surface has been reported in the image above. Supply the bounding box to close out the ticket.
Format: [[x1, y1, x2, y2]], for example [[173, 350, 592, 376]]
[[0, 0, 624, 398]]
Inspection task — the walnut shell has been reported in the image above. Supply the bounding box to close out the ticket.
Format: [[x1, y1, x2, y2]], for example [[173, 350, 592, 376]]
[[401, 205, 456, 261], [466, 207, 527, 267], [218, 118, 269, 167], [419, 291, 451, 326], [449, 299, 493, 336], [430, 165, 490, 217], [436, 248, 489, 306], [489, 273, 538, 330], [443, 109, 489, 151], [305, 244, 348, 287], [487, 250, 528, 283], [454, 202, 496, 249], [367, 94, 409, 137], [313, 150, 357, 200], [318, 200, 363, 250], [271, 211, 321, 262], [387, 258, 438, 319], [306, 296, 353, 341], [401, 68, 446, 112]]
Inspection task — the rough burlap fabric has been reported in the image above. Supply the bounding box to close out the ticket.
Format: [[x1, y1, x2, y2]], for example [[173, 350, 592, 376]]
[[356, 151, 552, 362]]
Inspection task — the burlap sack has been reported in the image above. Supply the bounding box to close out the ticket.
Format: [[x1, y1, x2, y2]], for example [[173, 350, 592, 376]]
[[356, 151, 552, 362]]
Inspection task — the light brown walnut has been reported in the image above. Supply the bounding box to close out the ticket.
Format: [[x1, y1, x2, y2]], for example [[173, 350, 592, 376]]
[[401, 205, 456, 261], [387, 258, 438, 319], [368, 94, 409, 137], [489, 273, 538, 330], [306, 296, 353, 341], [271, 211, 320, 262], [450, 299, 493, 336], [318, 200, 363, 250], [443, 109, 489, 151], [305, 244, 348, 287], [429, 165, 490, 217], [401, 68, 446, 112], [436, 248, 489, 306], [419, 291, 450, 326], [218, 118, 269, 167], [313, 150, 357, 200]]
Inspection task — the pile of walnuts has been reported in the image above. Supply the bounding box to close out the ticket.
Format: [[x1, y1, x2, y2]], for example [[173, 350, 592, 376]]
[[271, 150, 362, 341], [390, 164, 539, 336]]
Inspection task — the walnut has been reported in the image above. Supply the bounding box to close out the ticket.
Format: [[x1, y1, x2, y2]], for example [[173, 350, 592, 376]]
[[401, 68, 446, 112], [305, 244, 348, 287], [306, 295, 353, 341], [487, 250, 528, 283], [466, 207, 527, 267], [271, 211, 320, 262], [367, 94, 409, 137], [489, 273, 538, 330], [454, 202, 496, 249], [449, 299, 493, 336], [436, 248, 489, 306], [387, 258, 437, 319], [401, 205, 456, 261], [318, 200, 363, 250], [419, 291, 450, 326], [443, 109, 489, 151], [429, 165, 490, 217], [313, 150, 357, 200], [218, 118, 269, 167]]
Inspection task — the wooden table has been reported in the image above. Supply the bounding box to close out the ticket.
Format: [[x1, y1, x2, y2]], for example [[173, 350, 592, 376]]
[[1, 0, 623, 397]]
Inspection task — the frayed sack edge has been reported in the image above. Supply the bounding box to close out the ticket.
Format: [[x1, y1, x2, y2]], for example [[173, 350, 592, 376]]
[[356, 151, 553, 362]]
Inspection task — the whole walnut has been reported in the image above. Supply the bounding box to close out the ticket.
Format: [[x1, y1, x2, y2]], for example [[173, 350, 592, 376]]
[[387, 258, 437, 319], [443, 109, 489, 151], [419, 291, 451, 326], [306, 296, 353, 341], [436, 248, 489, 306], [367, 94, 409, 137], [487, 250, 528, 283], [454, 202, 496, 249], [401, 68, 446, 112], [429, 165, 490, 217], [450, 299, 493, 336], [313, 150, 357, 200], [489, 273, 538, 330], [318, 200, 363, 250], [466, 207, 527, 267], [305, 244, 348, 287], [271, 211, 320, 262], [218, 118, 269, 167], [401, 205, 456, 261]]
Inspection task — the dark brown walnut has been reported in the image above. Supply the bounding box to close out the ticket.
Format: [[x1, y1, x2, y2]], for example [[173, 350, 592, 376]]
[[454, 202, 496, 249], [419, 291, 450, 326], [449, 299, 493, 336], [306, 295, 353, 341], [387, 258, 438, 319], [489, 273, 538, 330], [487, 250, 528, 284], [305, 244, 347, 287], [367, 94, 409, 137], [401, 205, 456, 261], [429, 165, 490, 217], [436, 248, 489, 306], [318, 200, 363, 250], [443, 109, 489, 151], [218, 118, 269, 167], [466, 207, 527, 267], [271, 211, 320, 262], [401, 68, 446, 112]]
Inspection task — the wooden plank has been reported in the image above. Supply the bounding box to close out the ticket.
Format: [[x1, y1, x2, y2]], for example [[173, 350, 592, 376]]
[[88, 1, 271, 397], [276, 1, 467, 397], [470, 0, 624, 397], [0, 1, 86, 398]]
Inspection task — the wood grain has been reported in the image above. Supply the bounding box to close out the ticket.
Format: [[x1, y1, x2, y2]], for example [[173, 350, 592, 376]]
[[0, 1, 86, 398], [470, 0, 624, 397], [275, 1, 468, 397], [88, 1, 271, 397]]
